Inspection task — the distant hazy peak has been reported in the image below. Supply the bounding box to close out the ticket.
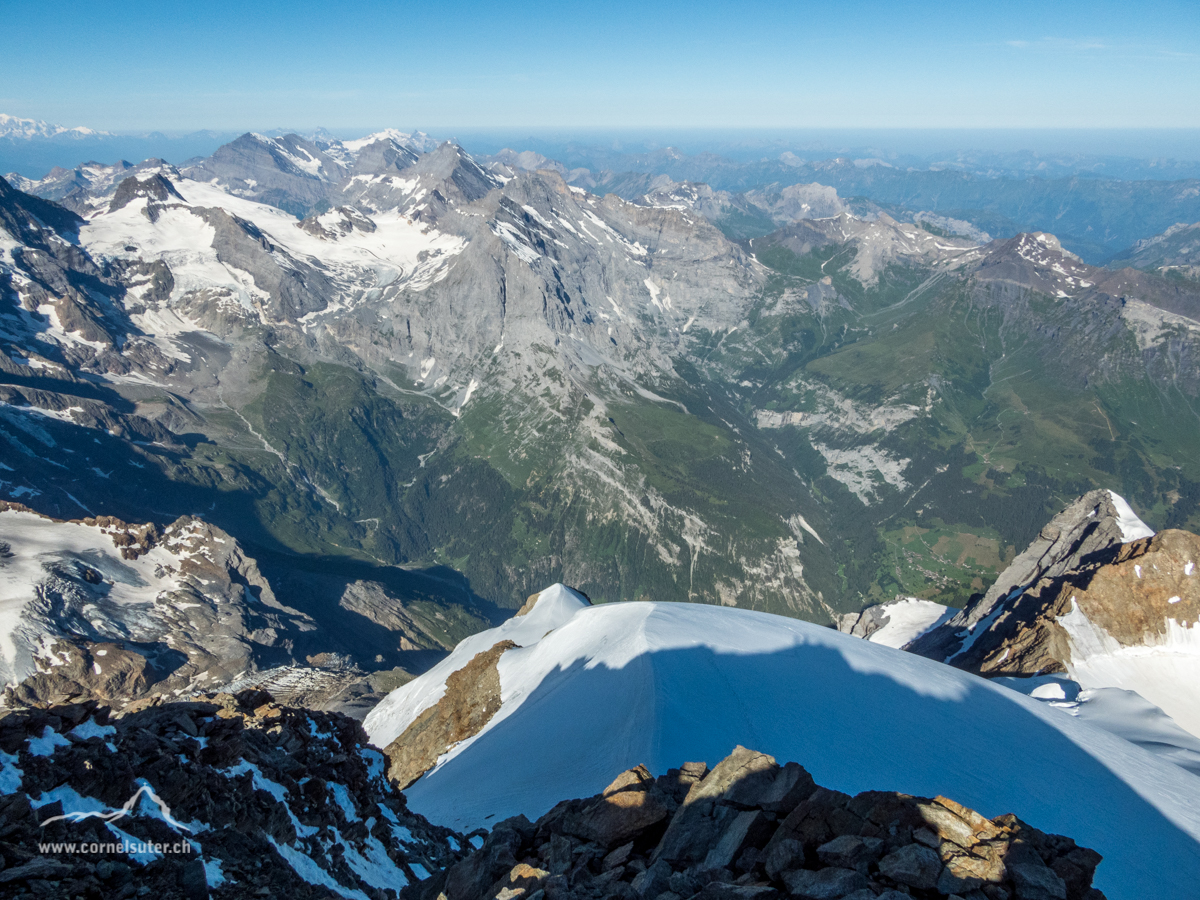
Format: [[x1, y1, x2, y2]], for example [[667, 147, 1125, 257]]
[[0, 112, 110, 140]]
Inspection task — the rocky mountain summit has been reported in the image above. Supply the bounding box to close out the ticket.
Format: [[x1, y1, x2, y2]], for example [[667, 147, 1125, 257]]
[[418, 745, 1105, 900], [4, 158, 178, 214], [931, 526, 1200, 735], [0, 503, 484, 715], [899, 491, 1152, 664], [831, 490, 1200, 792], [0, 690, 465, 899], [0, 502, 313, 705], [840, 489, 1200, 738]]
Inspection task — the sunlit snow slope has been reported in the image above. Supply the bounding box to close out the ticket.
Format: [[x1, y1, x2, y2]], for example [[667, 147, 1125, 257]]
[[367, 588, 1200, 899]]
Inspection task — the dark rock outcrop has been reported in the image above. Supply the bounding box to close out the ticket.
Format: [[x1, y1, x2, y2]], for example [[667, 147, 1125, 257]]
[[933, 528, 1200, 678], [0, 691, 466, 899], [416, 746, 1105, 900], [109, 174, 186, 216]]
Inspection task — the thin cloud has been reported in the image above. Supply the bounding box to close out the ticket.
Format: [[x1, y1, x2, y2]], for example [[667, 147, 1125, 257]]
[[1003, 37, 1195, 59], [1005, 37, 1108, 52]]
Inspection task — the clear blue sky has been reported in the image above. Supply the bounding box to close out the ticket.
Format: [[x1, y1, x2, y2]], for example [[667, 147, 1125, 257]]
[[2, 0, 1197, 133]]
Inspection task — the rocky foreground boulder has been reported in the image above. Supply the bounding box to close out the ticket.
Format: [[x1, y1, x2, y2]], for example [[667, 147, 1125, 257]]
[[0, 691, 465, 898], [415, 746, 1105, 900]]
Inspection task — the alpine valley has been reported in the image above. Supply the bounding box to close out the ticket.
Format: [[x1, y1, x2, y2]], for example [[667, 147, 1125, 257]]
[[4, 131, 1200, 635], [3, 125, 1200, 898]]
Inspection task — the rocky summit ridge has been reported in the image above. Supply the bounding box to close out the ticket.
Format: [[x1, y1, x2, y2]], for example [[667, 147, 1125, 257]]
[[838, 489, 1200, 740], [419, 745, 1106, 900], [902, 490, 1150, 664], [0, 712, 1109, 900]]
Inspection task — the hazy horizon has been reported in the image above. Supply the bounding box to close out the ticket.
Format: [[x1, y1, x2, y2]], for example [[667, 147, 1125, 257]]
[[7, 122, 1200, 182]]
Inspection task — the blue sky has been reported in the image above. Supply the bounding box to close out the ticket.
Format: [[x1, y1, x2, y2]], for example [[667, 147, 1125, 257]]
[[2, 0, 1198, 132]]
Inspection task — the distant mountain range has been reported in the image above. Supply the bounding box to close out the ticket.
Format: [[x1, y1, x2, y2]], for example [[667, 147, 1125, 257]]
[[0, 113, 240, 181], [6, 113, 1200, 263], [0, 113, 110, 140], [2, 126, 1199, 711]]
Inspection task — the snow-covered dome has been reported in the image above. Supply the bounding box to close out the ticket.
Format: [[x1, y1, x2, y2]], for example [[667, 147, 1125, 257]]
[[368, 590, 1200, 898]]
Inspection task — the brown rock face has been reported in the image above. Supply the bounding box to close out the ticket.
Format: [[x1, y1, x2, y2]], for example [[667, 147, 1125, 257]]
[[421, 747, 1106, 900], [1055, 530, 1200, 647], [907, 489, 1137, 664], [655, 745, 817, 870], [556, 766, 672, 848], [513, 591, 544, 618], [338, 579, 454, 651], [957, 529, 1200, 678], [7, 641, 150, 706], [383, 639, 519, 788]]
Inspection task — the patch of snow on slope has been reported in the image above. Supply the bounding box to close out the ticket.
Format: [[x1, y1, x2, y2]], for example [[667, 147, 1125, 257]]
[[380, 597, 1200, 898], [491, 220, 540, 264], [1057, 596, 1200, 739], [994, 674, 1200, 777], [335, 827, 409, 891], [222, 761, 317, 838], [787, 513, 824, 546], [644, 278, 669, 311], [327, 782, 359, 821], [266, 835, 368, 900], [202, 858, 226, 888], [70, 718, 116, 741], [0, 749, 22, 792], [452, 378, 481, 416], [1107, 489, 1155, 541], [27, 725, 70, 756], [866, 598, 954, 649]]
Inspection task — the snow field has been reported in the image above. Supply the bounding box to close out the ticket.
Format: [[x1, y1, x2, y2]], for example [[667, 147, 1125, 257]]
[[372, 591, 1200, 898]]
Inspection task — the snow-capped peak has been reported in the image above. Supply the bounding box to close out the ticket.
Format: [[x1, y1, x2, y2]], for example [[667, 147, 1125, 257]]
[[363, 584, 588, 747], [344, 129, 439, 155], [1107, 489, 1155, 542], [0, 113, 109, 140]]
